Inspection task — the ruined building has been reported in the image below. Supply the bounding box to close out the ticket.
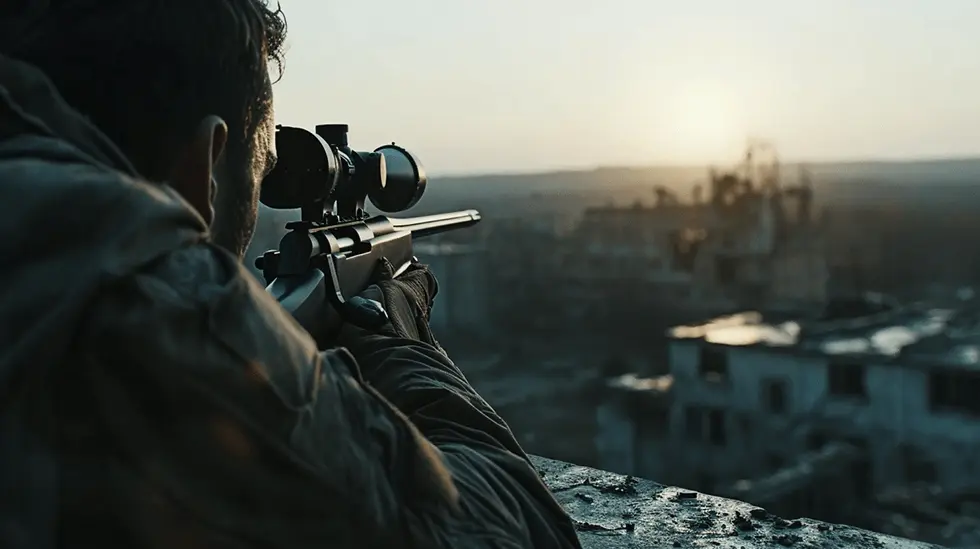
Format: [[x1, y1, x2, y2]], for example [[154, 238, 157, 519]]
[[486, 143, 829, 339], [597, 297, 980, 547]]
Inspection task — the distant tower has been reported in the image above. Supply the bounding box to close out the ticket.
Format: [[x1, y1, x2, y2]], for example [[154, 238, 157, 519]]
[[653, 186, 677, 207], [654, 187, 667, 207]]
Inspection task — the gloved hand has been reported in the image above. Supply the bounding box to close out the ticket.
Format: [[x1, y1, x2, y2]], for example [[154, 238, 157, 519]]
[[339, 258, 442, 349]]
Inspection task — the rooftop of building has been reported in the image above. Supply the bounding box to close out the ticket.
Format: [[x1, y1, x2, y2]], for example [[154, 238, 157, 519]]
[[606, 373, 674, 394], [666, 293, 980, 369], [533, 455, 937, 549]]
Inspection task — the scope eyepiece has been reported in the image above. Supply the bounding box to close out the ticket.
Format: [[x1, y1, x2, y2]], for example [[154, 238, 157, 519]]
[[260, 124, 427, 219]]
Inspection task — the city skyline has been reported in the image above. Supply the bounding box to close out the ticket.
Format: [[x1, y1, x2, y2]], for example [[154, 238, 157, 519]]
[[272, 0, 980, 175]]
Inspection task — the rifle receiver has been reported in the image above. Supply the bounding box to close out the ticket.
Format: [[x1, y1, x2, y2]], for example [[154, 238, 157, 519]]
[[255, 123, 481, 346]]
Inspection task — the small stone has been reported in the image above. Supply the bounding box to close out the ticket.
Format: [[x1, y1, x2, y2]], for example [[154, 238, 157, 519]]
[[787, 520, 803, 529], [677, 491, 698, 499], [748, 508, 769, 520], [733, 514, 756, 532], [672, 541, 682, 547], [575, 493, 594, 503], [609, 475, 639, 495]]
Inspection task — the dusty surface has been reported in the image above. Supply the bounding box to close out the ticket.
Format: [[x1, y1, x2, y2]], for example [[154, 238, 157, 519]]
[[532, 457, 941, 549]]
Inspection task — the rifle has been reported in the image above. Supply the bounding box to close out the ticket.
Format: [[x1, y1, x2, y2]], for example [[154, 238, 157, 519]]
[[255, 123, 481, 347]]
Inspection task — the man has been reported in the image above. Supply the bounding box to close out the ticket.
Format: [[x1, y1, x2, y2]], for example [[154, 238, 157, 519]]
[[0, 2, 581, 548]]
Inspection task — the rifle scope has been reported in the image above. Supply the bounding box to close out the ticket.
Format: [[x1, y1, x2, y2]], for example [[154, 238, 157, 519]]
[[260, 124, 426, 221]]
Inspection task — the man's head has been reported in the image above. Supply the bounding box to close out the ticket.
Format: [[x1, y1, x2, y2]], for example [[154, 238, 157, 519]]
[[1, 1, 288, 258]]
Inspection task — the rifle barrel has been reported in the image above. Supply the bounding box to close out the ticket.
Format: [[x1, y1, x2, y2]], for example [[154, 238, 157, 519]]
[[388, 209, 482, 238]]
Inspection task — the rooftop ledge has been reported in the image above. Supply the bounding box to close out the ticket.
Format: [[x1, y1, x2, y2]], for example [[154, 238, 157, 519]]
[[531, 456, 937, 549]]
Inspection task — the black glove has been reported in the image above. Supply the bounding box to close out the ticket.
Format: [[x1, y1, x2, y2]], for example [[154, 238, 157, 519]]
[[340, 258, 442, 349]]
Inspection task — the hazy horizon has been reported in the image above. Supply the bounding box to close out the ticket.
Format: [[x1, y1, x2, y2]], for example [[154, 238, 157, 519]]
[[273, 0, 980, 175], [423, 153, 980, 178]]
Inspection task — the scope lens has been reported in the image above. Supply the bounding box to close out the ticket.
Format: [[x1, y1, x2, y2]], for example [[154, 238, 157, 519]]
[[369, 144, 426, 212], [380, 147, 413, 182]]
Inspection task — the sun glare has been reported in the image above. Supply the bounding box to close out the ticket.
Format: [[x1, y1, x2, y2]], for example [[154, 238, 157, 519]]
[[663, 87, 743, 164]]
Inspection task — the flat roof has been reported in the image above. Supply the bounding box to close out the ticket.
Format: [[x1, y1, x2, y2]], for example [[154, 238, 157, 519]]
[[667, 301, 980, 369], [607, 373, 674, 394]]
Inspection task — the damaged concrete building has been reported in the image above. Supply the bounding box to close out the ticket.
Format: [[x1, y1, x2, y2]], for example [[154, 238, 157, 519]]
[[488, 144, 830, 342], [596, 297, 980, 546]]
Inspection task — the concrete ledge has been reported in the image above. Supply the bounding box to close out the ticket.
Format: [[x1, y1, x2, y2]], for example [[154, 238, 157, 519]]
[[531, 456, 940, 549]]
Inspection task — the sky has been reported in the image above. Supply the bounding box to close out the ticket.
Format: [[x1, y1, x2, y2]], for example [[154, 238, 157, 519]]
[[272, 0, 980, 175]]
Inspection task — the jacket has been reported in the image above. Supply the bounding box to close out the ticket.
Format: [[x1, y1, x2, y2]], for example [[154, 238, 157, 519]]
[[0, 54, 581, 549]]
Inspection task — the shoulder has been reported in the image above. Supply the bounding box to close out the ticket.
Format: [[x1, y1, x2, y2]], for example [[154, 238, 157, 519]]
[[81, 242, 325, 408], [0, 136, 209, 284], [0, 140, 211, 381]]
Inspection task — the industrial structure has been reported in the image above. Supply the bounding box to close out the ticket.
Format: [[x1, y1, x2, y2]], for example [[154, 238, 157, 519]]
[[487, 143, 829, 339]]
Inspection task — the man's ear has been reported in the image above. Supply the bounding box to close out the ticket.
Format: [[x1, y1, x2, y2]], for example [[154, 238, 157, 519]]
[[169, 116, 228, 226]]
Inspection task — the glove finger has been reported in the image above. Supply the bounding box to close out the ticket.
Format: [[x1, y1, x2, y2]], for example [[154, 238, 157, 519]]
[[398, 262, 438, 301], [372, 257, 396, 283], [341, 295, 389, 331], [377, 281, 421, 340], [358, 284, 385, 305], [423, 267, 439, 300], [418, 268, 440, 305]]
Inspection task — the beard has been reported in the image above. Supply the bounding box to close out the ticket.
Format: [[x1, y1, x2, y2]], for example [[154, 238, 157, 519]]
[[210, 185, 258, 260]]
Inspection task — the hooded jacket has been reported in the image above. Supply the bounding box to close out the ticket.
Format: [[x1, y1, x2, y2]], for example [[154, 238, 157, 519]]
[[0, 54, 581, 549]]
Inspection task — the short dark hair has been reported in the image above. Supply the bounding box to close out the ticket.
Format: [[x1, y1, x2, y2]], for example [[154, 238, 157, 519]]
[[0, 1, 287, 180]]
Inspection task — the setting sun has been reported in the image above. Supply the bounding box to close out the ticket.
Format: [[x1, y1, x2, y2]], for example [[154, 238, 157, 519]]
[[664, 86, 744, 163]]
